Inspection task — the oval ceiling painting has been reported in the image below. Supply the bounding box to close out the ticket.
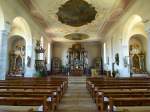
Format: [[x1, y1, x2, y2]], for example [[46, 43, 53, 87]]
[[64, 33, 89, 40], [56, 0, 97, 27]]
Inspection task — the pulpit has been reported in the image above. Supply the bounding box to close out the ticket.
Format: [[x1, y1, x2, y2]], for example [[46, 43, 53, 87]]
[[35, 40, 47, 76]]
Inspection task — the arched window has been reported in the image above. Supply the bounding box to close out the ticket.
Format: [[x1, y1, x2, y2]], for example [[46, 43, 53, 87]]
[[47, 43, 50, 64], [40, 36, 44, 48], [103, 43, 107, 64]]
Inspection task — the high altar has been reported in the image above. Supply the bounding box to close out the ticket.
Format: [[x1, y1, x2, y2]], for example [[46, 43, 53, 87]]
[[67, 43, 88, 76]]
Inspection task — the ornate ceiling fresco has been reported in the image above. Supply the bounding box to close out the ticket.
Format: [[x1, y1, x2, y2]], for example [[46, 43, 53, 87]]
[[64, 33, 89, 40], [21, 0, 135, 42], [56, 0, 97, 27]]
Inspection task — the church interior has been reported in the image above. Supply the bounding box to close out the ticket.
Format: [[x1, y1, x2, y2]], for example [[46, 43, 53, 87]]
[[0, 0, 150, 112]]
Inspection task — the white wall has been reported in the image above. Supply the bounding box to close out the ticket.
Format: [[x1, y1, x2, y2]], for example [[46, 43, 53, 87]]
[[0, 0, 51, 78], [102, 0, 150, 77]]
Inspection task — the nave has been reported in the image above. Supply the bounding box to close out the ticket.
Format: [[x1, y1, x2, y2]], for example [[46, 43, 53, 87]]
[[1, 0, 150, 112], [1, 76, 150, 112], [56, 76, 98, 112]]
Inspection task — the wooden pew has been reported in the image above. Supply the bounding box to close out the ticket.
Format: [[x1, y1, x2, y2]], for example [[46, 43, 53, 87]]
[[86, 77, 150, 93], [0, 109, 33, 112], [109, 97, 150, 112], [87, 78, 150, 98], [0, 77, 68, 98], [0, 90, 57, 110], [0, 76, 68, 112], [0, 79, 67, 99], [1, 77, 68, 93], [87, 77, 150, 112], [0, 96, 49, 112], [96, 91, 150, 112], [0, 82, 67, 96], [92, 85, 150, 99], [0, 85, 65, 109], [89, 81, 150, 99]]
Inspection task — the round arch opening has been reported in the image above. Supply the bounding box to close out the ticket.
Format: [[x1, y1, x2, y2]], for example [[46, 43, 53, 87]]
[[8, 17, 33, 77], [129, 34, 148, 76], [8, 36, 26, 77]]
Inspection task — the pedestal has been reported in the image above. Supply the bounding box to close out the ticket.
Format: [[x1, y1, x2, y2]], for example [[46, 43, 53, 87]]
[[71, 69, 83, 76]]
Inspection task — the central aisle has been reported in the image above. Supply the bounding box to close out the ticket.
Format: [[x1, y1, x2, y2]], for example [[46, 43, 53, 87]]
[[56, 76, 98, 112]]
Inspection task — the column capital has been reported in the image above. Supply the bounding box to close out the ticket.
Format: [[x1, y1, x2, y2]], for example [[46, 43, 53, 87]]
[[0, 22, 11, 34], [0, 30, 10, 39], [0, 29, 10, 34]]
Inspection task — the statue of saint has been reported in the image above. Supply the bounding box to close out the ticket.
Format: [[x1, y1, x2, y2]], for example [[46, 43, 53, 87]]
[[15, 55, 23, 72], [27, 56, 31, 67], [132, 54, 140, 72]]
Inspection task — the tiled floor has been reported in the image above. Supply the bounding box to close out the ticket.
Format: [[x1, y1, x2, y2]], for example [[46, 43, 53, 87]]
[[55, 76, 98, 112]]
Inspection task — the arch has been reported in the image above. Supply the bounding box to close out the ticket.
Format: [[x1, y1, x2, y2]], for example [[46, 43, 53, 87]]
[[10, 17, 32, 45], [8, 36, 26, 76], [122, 15, 147, 46], [129, 34, 147, 74], [129, 34, 147, 52], [121, 14, 148, 76], [9, 17, 33, 77]]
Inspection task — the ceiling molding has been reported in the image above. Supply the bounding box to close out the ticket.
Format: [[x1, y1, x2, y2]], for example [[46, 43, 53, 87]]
[[21, 0, 136, 42], [99, 0, 135, 36], [56, 0, 97, 27], [22, 0, 49, 28]]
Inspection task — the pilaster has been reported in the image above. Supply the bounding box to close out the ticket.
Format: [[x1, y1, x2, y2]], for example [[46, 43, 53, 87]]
[[0, 29, 9, 80], [145, 28, 150, 73]]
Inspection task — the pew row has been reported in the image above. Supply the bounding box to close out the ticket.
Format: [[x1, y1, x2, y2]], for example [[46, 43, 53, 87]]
[[87, 77, 150, 112], [0, 76, 68, 112]]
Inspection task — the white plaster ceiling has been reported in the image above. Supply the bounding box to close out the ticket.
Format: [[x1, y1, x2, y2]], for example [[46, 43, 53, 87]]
[[23, 0, 133, 42]]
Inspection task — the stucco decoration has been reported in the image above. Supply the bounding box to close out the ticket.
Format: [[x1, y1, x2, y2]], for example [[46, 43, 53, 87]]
[[64, 33, 89, 40], [122, 15, 147, 46], [10, 17, 33, 77], [56, 0, 97, 27], [9, 37, 25, 76]]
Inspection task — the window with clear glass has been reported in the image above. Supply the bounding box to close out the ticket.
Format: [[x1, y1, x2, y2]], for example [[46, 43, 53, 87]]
[[47, 43, 50, 64], [40, 36, 44, 48], [103, 43, 106, 64]]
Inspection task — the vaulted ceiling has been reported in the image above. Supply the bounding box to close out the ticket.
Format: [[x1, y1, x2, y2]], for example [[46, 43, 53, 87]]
[[22, 0, 135, 42]]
